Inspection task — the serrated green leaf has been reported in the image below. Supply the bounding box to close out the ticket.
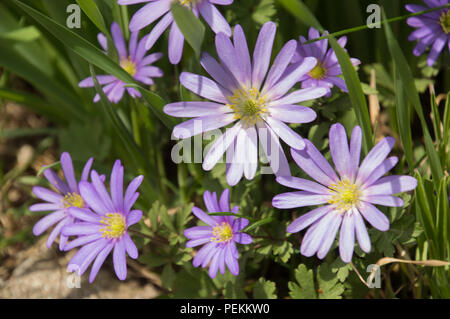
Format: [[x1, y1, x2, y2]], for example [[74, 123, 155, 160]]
[[317, 263, 344, 299], [289, 264, 317, 299], [253, 278, 277, 299]]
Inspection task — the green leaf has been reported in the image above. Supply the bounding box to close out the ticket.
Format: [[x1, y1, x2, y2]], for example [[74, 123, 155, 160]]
[[0, 26, 40, 42], [76, 0, 108, 35], [278, 0, 322, 30], [382, 9, 443, 189], [272, 240, 294, 263], [288, 264, 317, 299], [242, 217, 274, 233], [436, 176, 448, 259], [170, 2, 205, 58], [36, 161, 60, 177], [316, 263, 345, 299], [253, 278, 277, 299]]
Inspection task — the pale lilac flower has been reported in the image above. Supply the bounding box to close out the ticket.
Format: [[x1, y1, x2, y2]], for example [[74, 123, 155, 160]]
[[406, 0, 449, 66], [292, 27, 360, 96], [272, 123, 417, 263], [119, 0, 233, 64], [30, 152, 93, 250], [164, 22, 327, 186], [79, 22, 163, 103], [184, 189, 252, 278], [61, 160, 143, 282]]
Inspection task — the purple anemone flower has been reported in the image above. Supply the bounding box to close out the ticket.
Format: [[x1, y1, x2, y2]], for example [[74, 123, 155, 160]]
[[292, 27, 360, 96], [119, 0, 233, 64], [61, 160, 143, 282], [164, 22, 328, 186], [406, 0, 450, 66], [79, 22, 163, 103], [30, 152, 93, 250], [272, 123, 418, 263], [184, 189, 252, 278]]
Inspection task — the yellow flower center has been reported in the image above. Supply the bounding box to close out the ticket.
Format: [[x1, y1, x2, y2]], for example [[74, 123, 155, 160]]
[[328, 179, 361, 212], [179, 0, 196, 6], [308, 62, 327, 80], [120, 58, 137, 76], [100, 213, 126, 238], [211, 222, 233, 243], [62, 192, 84, 208], [227, 87, 268, 127], [440, 10, 450, 34]]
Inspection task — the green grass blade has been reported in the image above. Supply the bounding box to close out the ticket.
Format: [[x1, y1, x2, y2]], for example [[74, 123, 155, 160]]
[[437, 177, 448, 260], [382, 9, 443, 189], [76, 0, 108, 35], [278, 0, 322, 30], [171, 2, 205, 58]]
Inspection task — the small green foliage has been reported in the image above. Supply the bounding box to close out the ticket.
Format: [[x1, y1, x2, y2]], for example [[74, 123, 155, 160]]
[[253, 278, 277, 299]]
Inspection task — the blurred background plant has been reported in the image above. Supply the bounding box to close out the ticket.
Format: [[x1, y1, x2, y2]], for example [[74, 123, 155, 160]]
[[0, 0, 448, 299]]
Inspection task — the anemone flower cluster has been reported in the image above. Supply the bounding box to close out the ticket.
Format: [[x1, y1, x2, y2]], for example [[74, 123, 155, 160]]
[[119, 0, 233, 64], [164, 21, 328, 186], [79, 22, 163, 103], [30, 152, 93, 250], [406, 0, 450, 66], [31, 155, 143, 282], [291, 27, 360, 97], [184, 189, 252, 278], [272, 124, 418, 263]]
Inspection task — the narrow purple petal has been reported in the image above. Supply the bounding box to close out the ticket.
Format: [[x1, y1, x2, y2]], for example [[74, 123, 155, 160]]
[[60, 152, 78, 193], [365, 175, 418, 195], [338, 213, 355, 263], [252, 21, 276, 90], [287, 205, 333, 233], [276, 176, 330, 194], [113, 239, 127, 280], [32, 210, 66, 236], [272, 191, 331, 209], [358, 202, 390, 231]]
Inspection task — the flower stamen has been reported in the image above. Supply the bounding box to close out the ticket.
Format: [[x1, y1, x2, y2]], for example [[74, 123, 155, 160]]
[[328, 179, 361, 213], [63, 192, 84, 208], [227, 87, 268, 127], [120, 58, 137, 76], [211, 222, 233, 243], [308, 62, 327, 80], [440, 10, 450, 34], [100, 213, 126, 238]]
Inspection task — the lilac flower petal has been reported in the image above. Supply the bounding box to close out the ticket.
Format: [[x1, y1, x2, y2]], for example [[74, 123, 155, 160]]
[[232, 25, 252, 86], [63, 233, 103, 251], [218, 248, 226, 275], [202, 242, 220, 268], [33, 186, 63, 204], [123, 232, 138, 259], [427, 33, 447, 66], [257, 122, 291, 176], [268, 87, 328, 106], [263, 40, 297, 92], [62, 223, 101, 236], [204, 190, 220, 212], [124, 175, 144, 208], [124, 193, 139, 214], [145, 12, 173, 50], [164, 101, 231, 117], [272, 191, 331, 209], [110, 160, 124, 212], [210, 0, 233, 4], [203, 121, 241, 170], [32, 210, 66, 236], [89, 242, 114, 283], [81, 157, 94, 182], [90, 170, 115, 212], [111, 22, 127, 59], [365, 175, 417, 195], [265, 116, 305, 150], [208, 250, 221, 278], [47, 217, 71, 249], [200, 52, 238, 90], [363, 195, 404, 207], [29, 203, 61, 212], [267, 57, 317, 100], [139, 52, 164, 67], [316, 212, 342, 259], [300, 212, 336, 257], [290, 148, 336, 187], [78, 239, 108, 276], [60, 152, 78, 192], [180, 72, 231, 103], [193, 242, 217, 267], [118, 0, 150, 4], [192, 206, 218, 226], [226, 140, 245, 186], [287, 205, 333, 233], [242, 127, 258, 180], [43, 168, 70, 194], [329, 123, 351, 179], [68, 240, 101, 274], [358, 202, 390, 231], [219, 189, 230, 212], [128, 31, 138, 59], [97, 33, 107, 51], [232, 218, 249, 232], [356, 137, 395, 184], [113, 239, 127, 280], [338, 213, 355, 263], [269, 105, 317, 124], [168, 21, 185, 64], [233, 233, 252, 244], [129, 0, 170, 32], [184, 226, 212, 239], [215, 32, 247, 85], [362, 156, 398, 187], [304, 139, 340, 183], [186, 236, 212, 248], [198, 0, 231, 36], [353, 209, 371, 253], [67, 207, 101, 223], [127, 210, 143, 226], [276, 175, 330, 194], [172, 113, 235, 139], [349, 126, 362, 180], [225, 243, 239, 275], [252, 21, 276, 90]]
